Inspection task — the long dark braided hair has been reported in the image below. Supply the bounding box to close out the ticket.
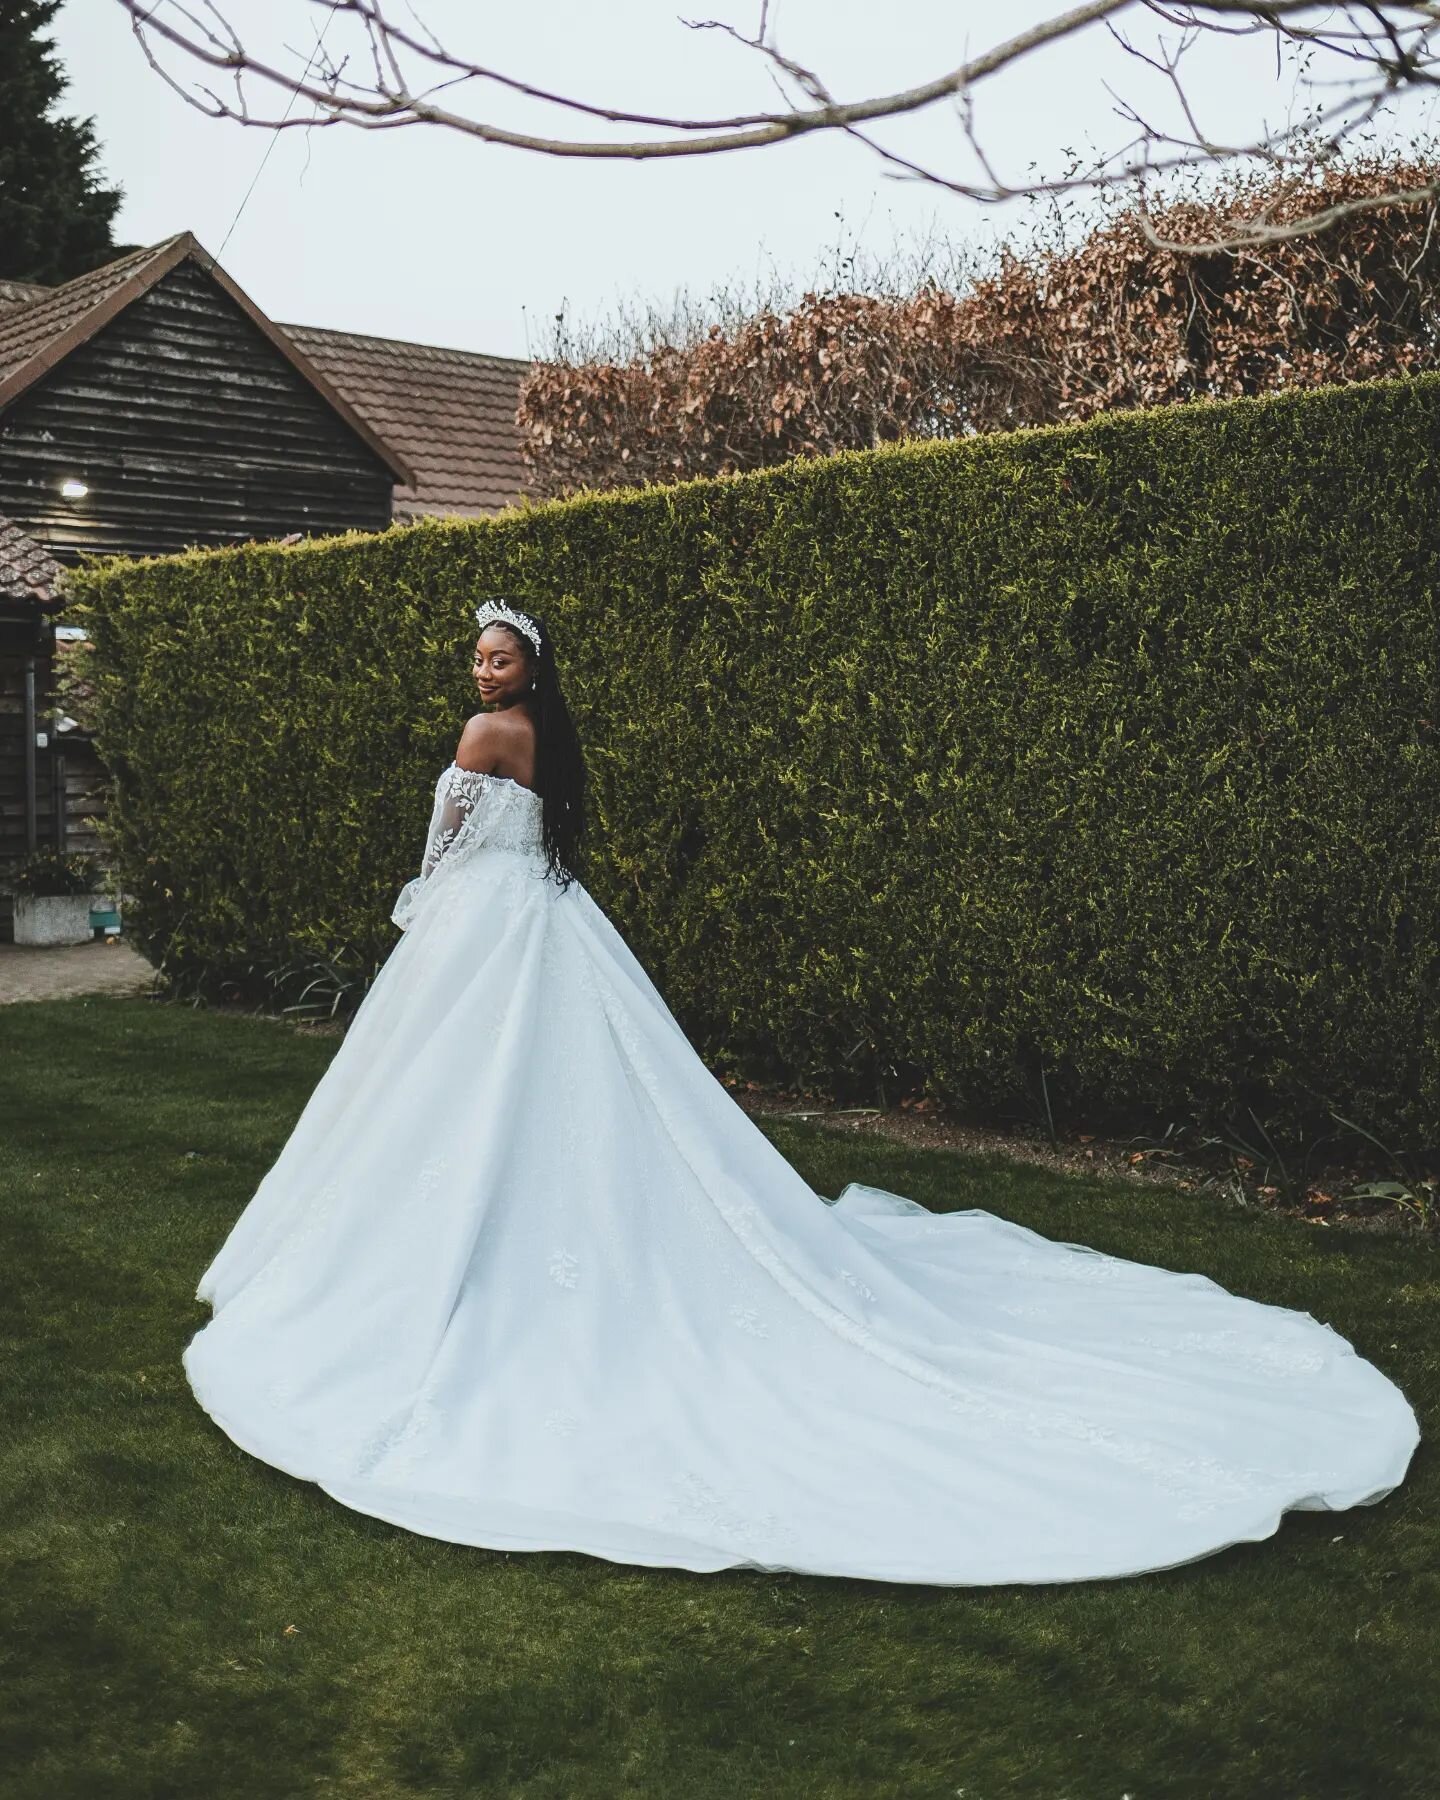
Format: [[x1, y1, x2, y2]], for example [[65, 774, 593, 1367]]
[[477, 599, 586, 892]]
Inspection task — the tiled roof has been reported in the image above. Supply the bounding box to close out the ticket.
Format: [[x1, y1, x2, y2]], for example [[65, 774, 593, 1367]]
[[54, 629, 97, 710], [0, 237, 185, 388], [0, 278, 50, 312], [280, 323, 534, 519], [0, 235, 413, 483], [0, 513, 65, 608], [0, 238, 535, 520]]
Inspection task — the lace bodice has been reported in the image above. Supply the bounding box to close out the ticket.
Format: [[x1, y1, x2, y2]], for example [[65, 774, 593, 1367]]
[[391, 761, 544, 930]]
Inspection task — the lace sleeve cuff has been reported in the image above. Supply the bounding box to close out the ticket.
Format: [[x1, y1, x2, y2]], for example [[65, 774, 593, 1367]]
[[392, 763, 497, 931]]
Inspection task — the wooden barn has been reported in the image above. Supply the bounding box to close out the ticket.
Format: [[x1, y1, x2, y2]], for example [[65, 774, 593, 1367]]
[[0, 231, 533, 939]]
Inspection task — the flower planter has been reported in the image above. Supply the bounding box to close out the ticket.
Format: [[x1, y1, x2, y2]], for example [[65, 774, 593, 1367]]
[[14, 892, 98, 946]]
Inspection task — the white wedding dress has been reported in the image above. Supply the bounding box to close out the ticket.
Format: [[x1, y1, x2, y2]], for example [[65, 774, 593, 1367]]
[[183, 761, 1420, 1586]]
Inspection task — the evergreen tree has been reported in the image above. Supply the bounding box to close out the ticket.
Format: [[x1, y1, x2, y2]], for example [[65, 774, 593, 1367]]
[[0, 0, 123, 285]]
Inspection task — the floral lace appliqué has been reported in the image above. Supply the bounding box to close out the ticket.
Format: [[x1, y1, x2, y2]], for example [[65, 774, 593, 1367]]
[[409, 1154, 452, 1207], [394, 761, 548, 930], [647, 1470, 797, 1553], [349, 1378, 444, 1480], [1137, 1326, 1328, 1380], [548, 1248, 580, 1290], [223, 1178, 345, 1323], [839, 1269, 877, 1302]]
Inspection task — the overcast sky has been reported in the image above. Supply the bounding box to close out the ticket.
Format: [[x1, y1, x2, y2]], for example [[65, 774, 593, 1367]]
[[53, 1, 1440, 362]]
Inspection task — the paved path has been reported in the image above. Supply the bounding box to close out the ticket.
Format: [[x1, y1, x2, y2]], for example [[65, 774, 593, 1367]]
[[0, 938, 159, 1004]]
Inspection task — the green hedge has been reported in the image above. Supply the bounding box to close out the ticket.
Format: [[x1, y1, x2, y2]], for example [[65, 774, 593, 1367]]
[[67, 372, 1440, 1146]]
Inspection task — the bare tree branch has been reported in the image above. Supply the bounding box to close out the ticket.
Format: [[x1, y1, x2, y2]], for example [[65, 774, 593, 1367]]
[[115, 1, 1440, 248]]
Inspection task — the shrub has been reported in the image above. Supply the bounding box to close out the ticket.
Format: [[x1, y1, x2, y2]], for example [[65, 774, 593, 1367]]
[[519, 150, 1440, 500], [9, 848, 104, 897], [64, 369, 1440, 1149]]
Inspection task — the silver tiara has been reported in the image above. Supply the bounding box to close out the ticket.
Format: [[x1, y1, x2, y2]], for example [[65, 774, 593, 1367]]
[[474, 599, 541, 657]]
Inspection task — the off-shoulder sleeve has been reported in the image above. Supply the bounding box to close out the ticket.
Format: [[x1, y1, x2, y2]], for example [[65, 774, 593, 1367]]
[[391, 763, 497, 931]]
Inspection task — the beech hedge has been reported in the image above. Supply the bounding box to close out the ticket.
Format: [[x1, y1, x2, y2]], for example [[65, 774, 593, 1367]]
[[66, 371, 1440, 1146]]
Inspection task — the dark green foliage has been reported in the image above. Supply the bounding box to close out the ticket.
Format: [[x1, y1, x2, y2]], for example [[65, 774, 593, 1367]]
[[65, 372, 1440, 1146], [9, 845, 102, 895], [0, 0, 123, 284]]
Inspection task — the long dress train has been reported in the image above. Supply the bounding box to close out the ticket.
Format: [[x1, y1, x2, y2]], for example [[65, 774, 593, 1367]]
[[182, 761, 1420, 1585]]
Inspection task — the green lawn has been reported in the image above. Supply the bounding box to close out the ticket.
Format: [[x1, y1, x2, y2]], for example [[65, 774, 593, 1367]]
[[1, 995, 1435, 1800]]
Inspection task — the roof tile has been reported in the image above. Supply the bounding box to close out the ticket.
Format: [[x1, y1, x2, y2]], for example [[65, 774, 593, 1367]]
[[0, 513, 65, 607], [0, 238, 186, 384], [0, 278, 50, 312], [281, 322, 534, 518], [0, 240, 538, 522]]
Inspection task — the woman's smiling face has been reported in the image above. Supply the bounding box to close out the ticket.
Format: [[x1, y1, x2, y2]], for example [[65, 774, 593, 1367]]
[[472, 625, 532, 704]]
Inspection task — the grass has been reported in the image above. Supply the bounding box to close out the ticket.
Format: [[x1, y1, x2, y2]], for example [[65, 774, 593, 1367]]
[[1, 994, 1436, 1800]]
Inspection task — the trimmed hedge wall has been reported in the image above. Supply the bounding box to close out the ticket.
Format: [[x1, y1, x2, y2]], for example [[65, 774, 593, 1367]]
[[67, 372, 1440, 1146]]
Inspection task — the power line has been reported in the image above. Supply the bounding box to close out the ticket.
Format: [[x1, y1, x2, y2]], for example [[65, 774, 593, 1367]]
[[218, 2, 341, 259]]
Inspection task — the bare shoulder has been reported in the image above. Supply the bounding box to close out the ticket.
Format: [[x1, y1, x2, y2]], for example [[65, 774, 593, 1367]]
[[454, 712, 505, 773], [454, 708, 535, 774]]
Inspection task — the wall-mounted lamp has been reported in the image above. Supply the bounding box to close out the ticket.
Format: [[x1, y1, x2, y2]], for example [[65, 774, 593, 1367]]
[[59, 477, 88, 499]]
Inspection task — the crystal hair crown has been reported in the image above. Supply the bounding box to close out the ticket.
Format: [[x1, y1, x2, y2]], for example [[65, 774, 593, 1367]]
[[474, 598, 541, 657]]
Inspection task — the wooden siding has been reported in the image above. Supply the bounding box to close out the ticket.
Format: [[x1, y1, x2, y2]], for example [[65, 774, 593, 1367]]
[[0, 260, 394, 561]]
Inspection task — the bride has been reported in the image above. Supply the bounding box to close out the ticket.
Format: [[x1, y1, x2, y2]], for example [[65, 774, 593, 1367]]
[[184, 597, 1420, 1586]]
